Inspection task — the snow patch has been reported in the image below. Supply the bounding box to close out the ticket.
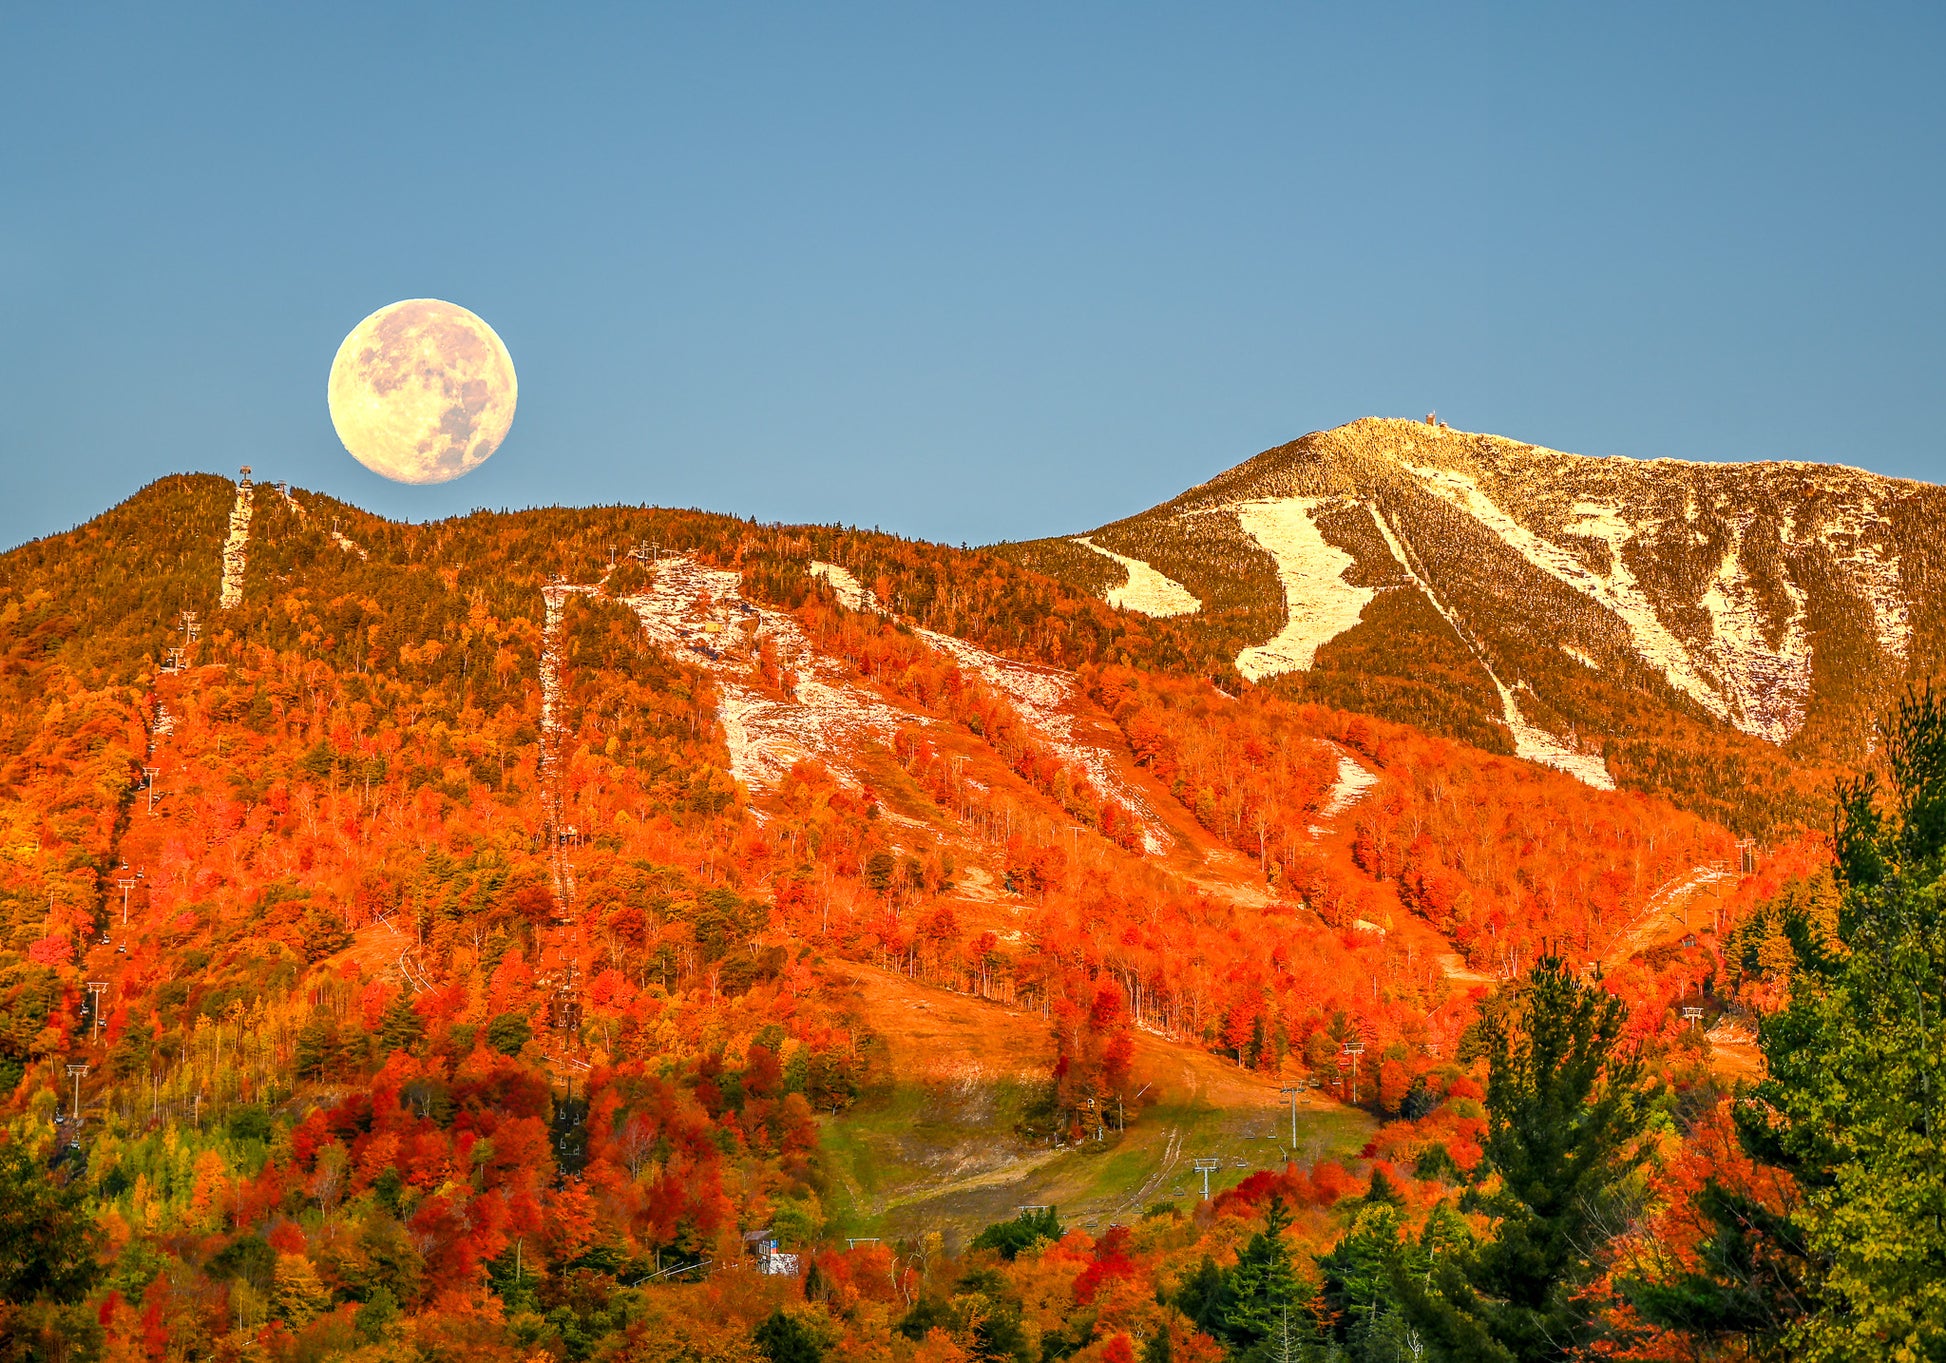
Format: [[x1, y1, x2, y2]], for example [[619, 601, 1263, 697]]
[[625, 557, 912, 793], [917, 626, 1169, 854], [1231, 498, 1375, 682], [809, 561, 883, 615], [1406, 466, 1734, 729], [1309, 745, 1379, 834], [1369, 505, 1614, 789], [627, 558, 1173, 854], [1072, 538, 1200, 617], [1694, 541, 1810, 745], [219, 477, 253, 610], [1561, 645, 1598, 669]]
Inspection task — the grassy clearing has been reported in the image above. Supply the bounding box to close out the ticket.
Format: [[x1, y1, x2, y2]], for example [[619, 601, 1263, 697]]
[[816, 964, 1377, 1246]]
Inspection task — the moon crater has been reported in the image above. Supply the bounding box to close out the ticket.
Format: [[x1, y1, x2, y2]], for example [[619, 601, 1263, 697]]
[[328, 299, 516, 484]]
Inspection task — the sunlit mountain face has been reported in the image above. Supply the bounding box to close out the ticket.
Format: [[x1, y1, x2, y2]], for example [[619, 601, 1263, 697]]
[[0, 427, 1925, 1356], [1005, 417, 1942, 832]]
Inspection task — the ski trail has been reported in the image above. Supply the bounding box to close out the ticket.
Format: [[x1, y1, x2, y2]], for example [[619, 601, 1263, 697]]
[[1369, 504, 1613, 789], [1072, 537, 1201, 617]]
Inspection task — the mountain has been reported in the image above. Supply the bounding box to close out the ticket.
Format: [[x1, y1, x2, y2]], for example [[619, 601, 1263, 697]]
[[998, 416, 1945, 831], [0, 446, 1874, 1356]]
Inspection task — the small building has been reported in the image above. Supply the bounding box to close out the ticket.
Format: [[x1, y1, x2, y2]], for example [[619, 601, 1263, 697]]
[[742, 1229, 800, 1276]]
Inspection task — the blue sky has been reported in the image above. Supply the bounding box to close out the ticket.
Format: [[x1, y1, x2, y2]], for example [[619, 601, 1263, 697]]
[[3, 3, 1941, 550]]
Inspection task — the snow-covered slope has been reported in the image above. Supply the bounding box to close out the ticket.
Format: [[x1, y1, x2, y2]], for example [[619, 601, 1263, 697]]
[[1071, 537, 1201, 617], [1005, 417, 1942, 805]]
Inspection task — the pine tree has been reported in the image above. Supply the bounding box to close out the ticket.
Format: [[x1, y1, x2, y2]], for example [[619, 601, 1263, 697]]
[[1738, 684, 1946, 1358], [1174, 1253, 1231, 1337], [379, 993, 424, 1053], [1400, 954, 1656, 1361], [1322, 1201, 1408, 1335], [1224, 1194, 1307, 1348], [754, 1308, 825, 1363], [1623, 1179, 1809, 1363]]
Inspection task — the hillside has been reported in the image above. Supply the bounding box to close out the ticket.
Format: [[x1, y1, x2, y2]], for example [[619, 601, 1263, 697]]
[[0, 456, 1860, 1358], [999, 416, 1946, 832]]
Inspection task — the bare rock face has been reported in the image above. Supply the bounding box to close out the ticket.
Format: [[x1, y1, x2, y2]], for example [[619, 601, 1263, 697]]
[[1001, 418, 1943, 820]]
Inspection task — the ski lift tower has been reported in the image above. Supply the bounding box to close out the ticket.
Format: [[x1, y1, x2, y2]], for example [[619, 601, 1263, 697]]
[[86, 983, 109, 1042], [1278, 1085, 1303, 1152], [66, 1063, 89, 1119], [1340, 1039, 1366, 1105], [1193, 1157, 1221, 1201], [115, 869, 141, 926]]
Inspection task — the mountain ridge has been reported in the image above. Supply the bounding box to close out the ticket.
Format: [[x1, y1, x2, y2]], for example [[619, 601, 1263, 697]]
[[0, 447, 1842, 1358], [999, 415, 1943, 830]]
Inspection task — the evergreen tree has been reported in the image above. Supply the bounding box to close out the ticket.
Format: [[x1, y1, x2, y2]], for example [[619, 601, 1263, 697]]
[[1736, 685, 1946, 1358], [1224, 1194, 1308, 1349], [1321, 1201, 1408, 1337], [1400, 954, 1656, 1361], [486, 1010, 532, 1056], [969, 1204, 1063, 1260], [1623, 1179, 1809, 1363], [1174, 1253, 1231, 1337], [754, 1308, 825, 1363], [379, 993, 424, 1053]]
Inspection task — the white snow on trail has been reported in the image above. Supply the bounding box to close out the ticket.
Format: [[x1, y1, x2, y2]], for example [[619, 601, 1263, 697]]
[[917, 625, 1169, 854], [1406, 466, 1735, 730], [1695, 540, 1810, 745], [1369, 505, 1614, 789], [1231, 498, 1375, 682], [625, 558, 912, 793], [1309, 745, 1379, 835], [219, 476, 253, 610], [1072, 538, 1201, 617], [623, 558, 1169, 854], [809, 561, 883, 615]]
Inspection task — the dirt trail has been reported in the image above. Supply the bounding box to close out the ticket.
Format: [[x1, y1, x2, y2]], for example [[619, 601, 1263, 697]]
[[1599, 863, 1735, 972]]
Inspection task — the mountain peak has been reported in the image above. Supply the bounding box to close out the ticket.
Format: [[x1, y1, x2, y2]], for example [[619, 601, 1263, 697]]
[[998, 419, 1941, 829]]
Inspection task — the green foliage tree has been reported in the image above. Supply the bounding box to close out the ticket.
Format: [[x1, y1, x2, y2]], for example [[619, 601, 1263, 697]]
[[1736, 684, 1946, 1359], [1321, 1202, 1408, 1342], [486, 1010, 532, 1056], [1174, 1253, 1230, 1338], [1400, 954, 1656, 1361], [754, 1308, 825, 1362], [379, 993, 425, 1053], [1223, 1194, 1308, 1350], [0, 1139, 104, 1304], [969, 1205, 1063, 1260]]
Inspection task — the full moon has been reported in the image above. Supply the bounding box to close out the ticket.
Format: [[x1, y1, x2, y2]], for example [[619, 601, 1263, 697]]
[[327, 299, 517, 484]]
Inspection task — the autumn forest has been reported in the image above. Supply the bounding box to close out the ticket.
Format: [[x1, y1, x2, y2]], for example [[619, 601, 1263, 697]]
[[2, 471, 1941, 1363]]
